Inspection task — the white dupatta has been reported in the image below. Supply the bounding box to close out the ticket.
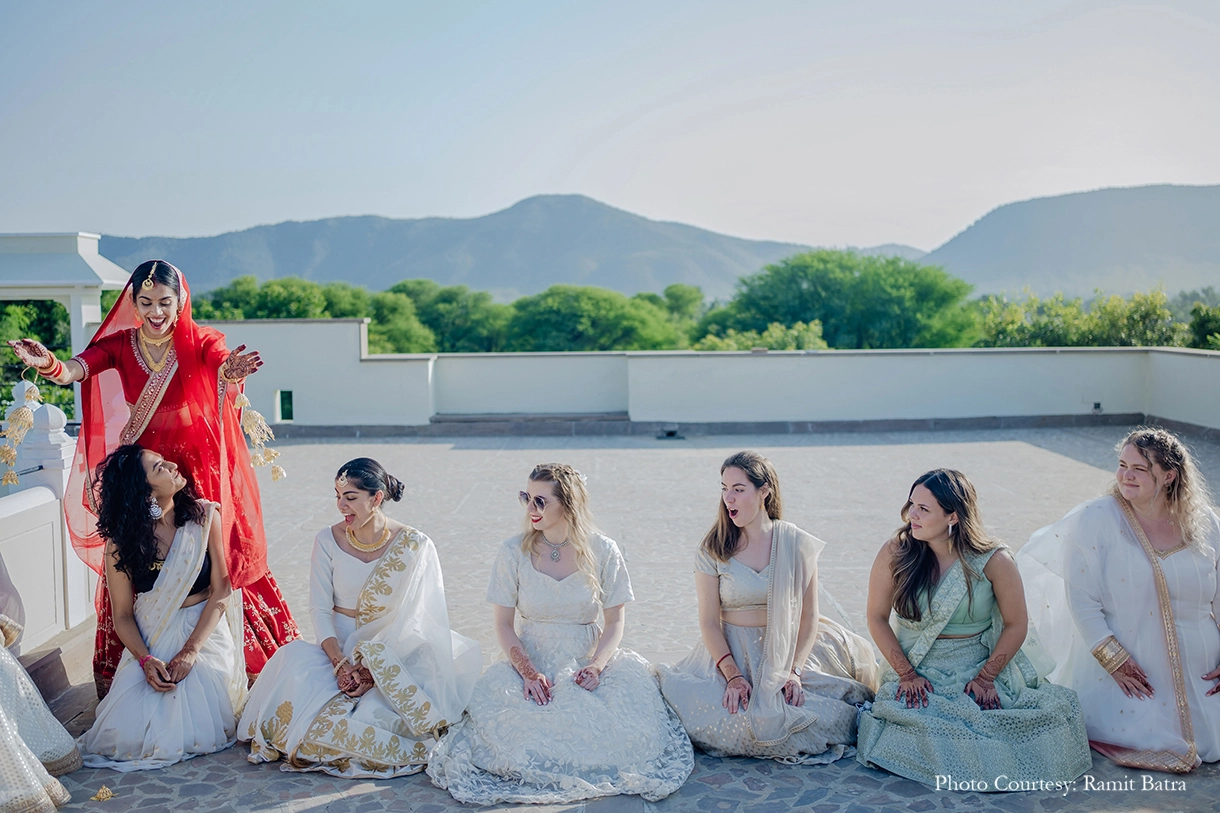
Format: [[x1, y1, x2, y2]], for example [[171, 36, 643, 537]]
[[124, 504, 247, 712], [748, 521, 822, 745], [298, 527, 480, 764]]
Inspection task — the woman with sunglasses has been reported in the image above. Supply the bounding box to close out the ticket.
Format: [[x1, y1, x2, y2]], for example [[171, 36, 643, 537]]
[[428, 463, 693, 805]]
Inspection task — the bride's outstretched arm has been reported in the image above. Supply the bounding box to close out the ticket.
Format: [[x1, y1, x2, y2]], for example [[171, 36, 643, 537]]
[[7, 339, 85, 384], [494, 604, 552, 705]]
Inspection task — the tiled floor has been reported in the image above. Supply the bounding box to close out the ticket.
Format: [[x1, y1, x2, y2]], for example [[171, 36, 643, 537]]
[[57, 426, 1220, 812]]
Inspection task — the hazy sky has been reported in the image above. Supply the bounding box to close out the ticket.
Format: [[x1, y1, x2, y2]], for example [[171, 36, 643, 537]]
[[2, 1, 1217, 250]]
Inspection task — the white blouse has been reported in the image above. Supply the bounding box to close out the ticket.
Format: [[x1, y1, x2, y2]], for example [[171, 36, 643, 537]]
[[309, 527, 381, 644], [486, 533, 633, 623], [694, 546, 770, 612]]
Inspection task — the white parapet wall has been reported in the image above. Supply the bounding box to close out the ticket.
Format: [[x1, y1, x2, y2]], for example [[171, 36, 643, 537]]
[[203, 319, 1220, 433]]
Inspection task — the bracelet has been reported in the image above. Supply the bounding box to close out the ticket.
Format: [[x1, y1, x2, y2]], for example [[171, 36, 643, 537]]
[[138, 654, 152, 670], [726, 675, 748, 687], [1091, 635, 1131, 675], [715, 653, 733, 672], [331, 656, 350, 675], [37, 356, 65, 380]]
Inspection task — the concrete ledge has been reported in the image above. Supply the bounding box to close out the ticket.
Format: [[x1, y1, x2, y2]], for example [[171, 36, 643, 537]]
[[268, 412, 1168, 439], [17, 618, 96, 722]]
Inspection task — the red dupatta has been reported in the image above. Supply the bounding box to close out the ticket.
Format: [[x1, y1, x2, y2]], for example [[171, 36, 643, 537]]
[[65, 266, 269, 589]]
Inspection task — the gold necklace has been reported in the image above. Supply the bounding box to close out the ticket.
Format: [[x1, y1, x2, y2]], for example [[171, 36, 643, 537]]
[[346, 524, 391, 553], [138, 327, 174, 347], [137, 331, 172, 373]]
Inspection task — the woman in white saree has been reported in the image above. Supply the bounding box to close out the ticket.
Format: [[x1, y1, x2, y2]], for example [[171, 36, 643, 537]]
[[239, 457, 481, 778], [1020, 427, 1220, 771], [428, 463, 693, 805], [78, 444, 246, 771], [1, 587, 81, 812], [658, 451, 879, 763]]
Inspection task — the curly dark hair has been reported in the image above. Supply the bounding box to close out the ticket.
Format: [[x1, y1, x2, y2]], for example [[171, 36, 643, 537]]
[[95, 444, 207, 581]]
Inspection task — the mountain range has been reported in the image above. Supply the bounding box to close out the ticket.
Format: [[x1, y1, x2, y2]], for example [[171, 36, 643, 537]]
[[100, 184, 1220, 300]]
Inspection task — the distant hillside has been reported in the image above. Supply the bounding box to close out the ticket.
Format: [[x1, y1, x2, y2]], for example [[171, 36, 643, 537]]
[[923, 185, 1220, 297], [101, 195, 816, 300]]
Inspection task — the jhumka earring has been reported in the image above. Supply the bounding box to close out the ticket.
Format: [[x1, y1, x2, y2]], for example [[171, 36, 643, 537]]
[[149, 498, 163, 520]]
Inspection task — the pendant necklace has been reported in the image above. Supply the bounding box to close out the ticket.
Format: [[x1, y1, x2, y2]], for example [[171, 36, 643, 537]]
[[137, 330, 173, 373], [540, 536, 569, 562], [346, 524, 391, 553]]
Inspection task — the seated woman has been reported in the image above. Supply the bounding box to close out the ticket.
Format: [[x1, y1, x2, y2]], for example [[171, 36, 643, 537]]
[[77, 444, 246, 771], [428, 463, 693, 805], [239, 458, 481, 778], [1, 609, 81, 812], [658, 451, 879, 763], [856, 468, 1091, 789], [1020, 427, 1220, 771]]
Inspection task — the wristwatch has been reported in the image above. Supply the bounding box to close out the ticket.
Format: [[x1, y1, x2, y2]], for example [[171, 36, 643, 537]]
[[790, 666, 803, 678]]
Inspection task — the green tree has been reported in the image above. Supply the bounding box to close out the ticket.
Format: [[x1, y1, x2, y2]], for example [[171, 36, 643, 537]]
[[1, 300, 75, 415], [1168, 286, 1220, 322], [977, 289, 1186, 348], [366, 292, 436, 353], [663, 283, 705, 322], [1086, 289, 1182, 346], [505, 285, 678, 351], [692, 321, 828, 351], [247, 277, 327, 319], [391, 281, 511, 352], [321, 282, 372, 318], [1188, 302, 1220, 350], [707, 250, 974, 349]]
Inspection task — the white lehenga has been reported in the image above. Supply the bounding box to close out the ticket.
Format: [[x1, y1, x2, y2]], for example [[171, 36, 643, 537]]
[[658, 521, 879, 763], [1020, 496, 1220, 769], [239, 526, 481, 778], [78, 505, 247, 771], [427, 534, 694, 804], [1, 614, 81, 813]]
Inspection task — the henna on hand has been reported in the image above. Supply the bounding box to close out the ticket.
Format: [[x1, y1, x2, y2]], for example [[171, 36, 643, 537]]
[[964, 676, 1001, 710], [510, 646, 541, 681], [221, 344, 263, 382], [574, 664, 602, 691], [1112, 658, 1155, 699]]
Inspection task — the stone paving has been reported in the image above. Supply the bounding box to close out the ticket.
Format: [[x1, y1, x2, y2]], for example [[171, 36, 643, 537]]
[[56, 426, 1220, 812]]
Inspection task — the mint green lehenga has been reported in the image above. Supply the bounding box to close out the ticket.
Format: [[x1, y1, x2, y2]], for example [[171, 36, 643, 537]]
[[856, 548, 1092, 790]]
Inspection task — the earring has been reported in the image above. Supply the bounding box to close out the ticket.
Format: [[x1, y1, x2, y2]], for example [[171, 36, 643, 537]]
[[947, 522, 955, 537], [149, 498, 163, 520]]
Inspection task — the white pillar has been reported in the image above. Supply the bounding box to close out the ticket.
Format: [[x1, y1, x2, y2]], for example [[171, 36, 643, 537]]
[[65, 290, 102, 424]]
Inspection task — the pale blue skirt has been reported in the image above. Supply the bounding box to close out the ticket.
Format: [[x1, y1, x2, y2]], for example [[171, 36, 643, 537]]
[[856, 631, 1091, 790]]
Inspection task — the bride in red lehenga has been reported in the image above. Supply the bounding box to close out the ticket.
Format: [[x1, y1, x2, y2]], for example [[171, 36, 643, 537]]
[[8, 259, 298, 694]]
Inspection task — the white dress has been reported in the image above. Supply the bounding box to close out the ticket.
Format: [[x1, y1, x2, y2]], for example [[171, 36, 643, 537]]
[[1020, 496, 1220, 770], [658, 525, 878, 763], [1, 614, 81, 813], [78, 506, 247, 771], [427, 534, 694, 804], [240, 526, 481, 778]]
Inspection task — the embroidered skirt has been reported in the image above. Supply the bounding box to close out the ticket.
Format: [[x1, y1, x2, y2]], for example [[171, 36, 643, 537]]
[[657, 617, 877, 764], [856, 632, 1091, 790]]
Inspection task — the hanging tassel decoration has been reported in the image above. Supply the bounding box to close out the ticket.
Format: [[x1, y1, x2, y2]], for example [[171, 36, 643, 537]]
[[234, 389, 285, 481], [1, 378, 41, 486]]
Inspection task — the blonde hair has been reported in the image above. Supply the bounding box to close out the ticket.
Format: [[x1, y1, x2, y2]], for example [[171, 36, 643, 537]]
[[1108, 427, 1214, 544], [701, 451, 783, 562], [521, 463, 600, 593]]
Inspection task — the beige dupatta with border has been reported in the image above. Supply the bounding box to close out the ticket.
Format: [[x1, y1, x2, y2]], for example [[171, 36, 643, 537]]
[[748, 521, 823, 745]]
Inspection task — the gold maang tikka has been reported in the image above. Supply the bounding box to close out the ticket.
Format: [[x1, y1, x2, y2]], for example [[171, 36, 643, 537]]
[[336, 472, 349, 488], [142, 262, 157, 290]]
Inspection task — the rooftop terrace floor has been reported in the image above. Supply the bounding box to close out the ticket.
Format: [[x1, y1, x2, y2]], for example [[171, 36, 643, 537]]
[[58, 426, 1220, 812]]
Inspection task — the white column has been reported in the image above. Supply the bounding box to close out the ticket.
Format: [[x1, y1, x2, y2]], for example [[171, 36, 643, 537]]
[[65, 290, 102, 424]]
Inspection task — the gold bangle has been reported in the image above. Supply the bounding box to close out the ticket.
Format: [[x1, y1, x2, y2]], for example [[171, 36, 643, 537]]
[[331, 656, 350, 675], [1091, 635, 1131, 674]]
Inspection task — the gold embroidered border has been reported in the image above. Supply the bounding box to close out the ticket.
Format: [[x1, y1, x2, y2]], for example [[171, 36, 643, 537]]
[[1091, 635, 1131, 674], [41, 747, 82, 777], [1117, 498, 1201, 772], [355, 527, 423, 626], [120, 336, 178, 445], [352, 641, 448, 737]]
